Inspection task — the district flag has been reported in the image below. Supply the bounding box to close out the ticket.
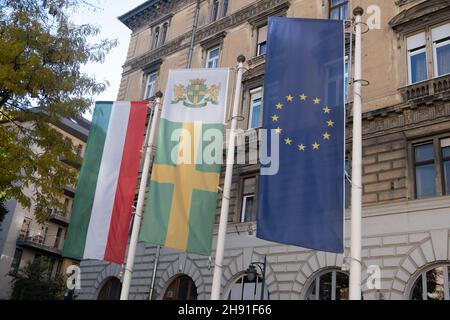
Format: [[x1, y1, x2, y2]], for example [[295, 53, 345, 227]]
[[257, 18, 345, 253], [63, 101, 148, 263], [140, 68, 230, 256]]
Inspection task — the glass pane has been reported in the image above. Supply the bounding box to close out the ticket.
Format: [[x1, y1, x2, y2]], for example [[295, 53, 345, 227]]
[[426, 267, 446, 300], [258, 25, 268, 44], [178, 277, 189, 300], [250, 104, 261, 128], [335, 272, 349, 300], [415, 144, 435, 162], [410, 52, 427, 83], [340, 5, 349, 20], [443, 146, 450, 158], [436, 43, 450, 76], [332, 0, 346, 5], [443, 160, 450, 195], [415, 164, 436, 198], [209, 48, 220, 58], [330, 8, 339, 20], [319, 273, 333, 300], [411, 276, 424, 300], [242, 196, 254, 222], [306, 279, 316, 300], [258, 42, 267, 55], [243, 177, 256, 194]]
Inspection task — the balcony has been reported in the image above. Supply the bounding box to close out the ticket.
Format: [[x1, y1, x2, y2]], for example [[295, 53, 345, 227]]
[[49, 209, 70, 226], [400, 74, 450, 105], [17, 229, 63, 257]]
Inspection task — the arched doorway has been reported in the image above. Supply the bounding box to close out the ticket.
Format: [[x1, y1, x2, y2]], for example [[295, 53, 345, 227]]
[[226, 272, 270, 300], [163, 275, 198, 300], [97, 277, 122, 300]]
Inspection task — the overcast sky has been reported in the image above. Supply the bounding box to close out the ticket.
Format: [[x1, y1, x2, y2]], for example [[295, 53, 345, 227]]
[[72, 0, 146, 119]]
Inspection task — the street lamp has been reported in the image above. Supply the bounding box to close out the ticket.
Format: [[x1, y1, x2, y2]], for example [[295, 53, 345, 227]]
[[245, 256, 267, 300]]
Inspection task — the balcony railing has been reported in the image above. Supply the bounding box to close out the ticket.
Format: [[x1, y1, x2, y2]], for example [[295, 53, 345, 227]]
[[17, 229, 64, 255], [49, 209, 70, 226], [400, 74, 450, 103]]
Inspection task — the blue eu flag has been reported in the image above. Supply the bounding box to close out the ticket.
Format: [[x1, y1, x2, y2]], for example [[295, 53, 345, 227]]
[[257, 18, 345, 253]]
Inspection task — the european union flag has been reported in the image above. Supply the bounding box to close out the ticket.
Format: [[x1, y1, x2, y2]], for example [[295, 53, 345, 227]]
[[257, 18, 345, 253]]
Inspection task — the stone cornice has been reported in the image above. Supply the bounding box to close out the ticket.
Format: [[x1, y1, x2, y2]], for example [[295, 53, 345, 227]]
[[122, 0, 291, 75]]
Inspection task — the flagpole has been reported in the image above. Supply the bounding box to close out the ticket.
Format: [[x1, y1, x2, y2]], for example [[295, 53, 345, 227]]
[[211, 55, 246, 300], [120, 92, 163, 300], [350, 6, 364, 300]]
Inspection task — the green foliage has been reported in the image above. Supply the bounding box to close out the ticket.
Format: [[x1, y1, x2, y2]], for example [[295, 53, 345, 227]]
[[0, 197, 7, 227], [0, 0, 117, 222], [10, 257, 66, 300]]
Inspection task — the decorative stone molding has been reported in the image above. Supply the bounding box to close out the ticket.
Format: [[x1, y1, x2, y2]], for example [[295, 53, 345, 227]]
[[122, 0, 291, 75], [93, 263, 123, 299], [389, 0, 450, 35], [400, 74, 450, 105]]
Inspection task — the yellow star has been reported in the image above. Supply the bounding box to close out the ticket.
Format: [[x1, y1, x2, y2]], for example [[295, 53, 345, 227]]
[[275, 127, 283, 134], [272, 115, 280, 122], [323, 132, 331, 140], [298, 144, 306, 151], [285, 138, 292, 145], [327, 120, 335, 127], [323, 106, 331, 114], [299, 94, 307, 101], [276, 103, 284, 110], [313, 97, 321, 105], [312, 142, 320, 150], [286, 95, 294, 102]]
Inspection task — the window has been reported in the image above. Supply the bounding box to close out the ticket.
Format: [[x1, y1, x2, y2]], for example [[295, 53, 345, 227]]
[[160, 22, 169, 46], [256, 25, 268, 56], [240, 176, 257, 222], [221, 0, 229, 17], [10, 248, 23, 274], [144, 72, 158, 99], [306, 269, 349, 300], [412, 137, 450, 199], [227, 273, 269, 300], [329, 0, 349, 21], [410, 264, 450, 300], [248, 87, 263, 129], [151, 26, 160, 49], [407, 33, 428, 84], [206, 47, 220, 68], [432, 23, 450, 77], [163, 275, 198, 300], [211, 0, 220, 22]]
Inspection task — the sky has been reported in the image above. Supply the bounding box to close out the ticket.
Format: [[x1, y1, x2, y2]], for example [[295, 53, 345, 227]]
[[72, 0, 146, 119]]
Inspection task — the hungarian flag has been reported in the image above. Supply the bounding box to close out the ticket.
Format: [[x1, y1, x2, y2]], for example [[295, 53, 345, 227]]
[[63, 101, 148, 263], [140, 69, 230, 256]]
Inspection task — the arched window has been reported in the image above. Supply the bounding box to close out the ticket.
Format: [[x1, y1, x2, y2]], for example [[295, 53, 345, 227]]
[[97, 277, 122, 300], [305, 269, 349, 300], [410, 264, 450, 300], [151, 26, 160, 49], [163, 275, 198, 300], [227, 272, 269, 300]]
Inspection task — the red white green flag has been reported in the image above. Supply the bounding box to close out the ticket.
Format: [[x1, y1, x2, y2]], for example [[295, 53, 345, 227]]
[[63, 101, 148, 264]]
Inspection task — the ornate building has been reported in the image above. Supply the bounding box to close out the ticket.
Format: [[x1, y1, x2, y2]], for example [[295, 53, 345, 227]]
[[77, 0, 450, 300]]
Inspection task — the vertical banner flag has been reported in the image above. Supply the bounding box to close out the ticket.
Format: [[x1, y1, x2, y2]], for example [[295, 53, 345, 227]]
[[63, 101, 148, 263], [257, 18, 345, 253], [140, 69, 230, 256]]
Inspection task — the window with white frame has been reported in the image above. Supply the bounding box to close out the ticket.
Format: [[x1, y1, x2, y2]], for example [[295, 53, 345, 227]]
[[329, 0, 349, 21], [305, 269, 349, 300], [144, 72, 158, 100], [407, 32, 428, 84], [432, 23, 450, 77], [410, 264, 450, 300], [206, 47, 220, 68], [240, 176, 256, 223], [151, 26, 160, 50], [248, 87, 263, 129], [256, 25, 268, 56]]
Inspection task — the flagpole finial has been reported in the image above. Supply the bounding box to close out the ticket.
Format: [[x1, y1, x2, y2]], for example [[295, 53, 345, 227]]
[[237, 54, 246, 63], [353, 6, 364, 17], [155, 91, 163, 98]]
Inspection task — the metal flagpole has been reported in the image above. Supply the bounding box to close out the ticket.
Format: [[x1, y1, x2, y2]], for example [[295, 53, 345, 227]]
[[211, 55, 246, 300], [350, 6, 364, 300], [120, 91, 163, 300]]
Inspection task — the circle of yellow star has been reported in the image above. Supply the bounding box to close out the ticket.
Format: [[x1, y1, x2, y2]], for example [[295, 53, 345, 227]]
[[285, 138, 292, 145], [298, 144, 306, 151], [272, 115, 280, 122], [286, 95, 294, 102], [327, 120, 335, 127], [312, 142, 320, 150], [276, 103, 284, 110], [299, 94, 307, 101], [313, 97, 321, 104], [323, 132, 331, 140], [275, 127, 283, 134], [323, 106, 331, 114]]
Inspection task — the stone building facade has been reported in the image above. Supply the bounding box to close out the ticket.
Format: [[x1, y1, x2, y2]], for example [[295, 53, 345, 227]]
[[76, 0, 450, 300]]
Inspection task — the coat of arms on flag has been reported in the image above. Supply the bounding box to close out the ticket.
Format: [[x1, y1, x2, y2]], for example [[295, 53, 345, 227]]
[[172, 79, 221, 108]]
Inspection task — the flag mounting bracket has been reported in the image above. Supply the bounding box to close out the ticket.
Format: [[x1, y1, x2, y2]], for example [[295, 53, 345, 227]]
[[352, 79, 370, 87], [353, 21, 370, 34]]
